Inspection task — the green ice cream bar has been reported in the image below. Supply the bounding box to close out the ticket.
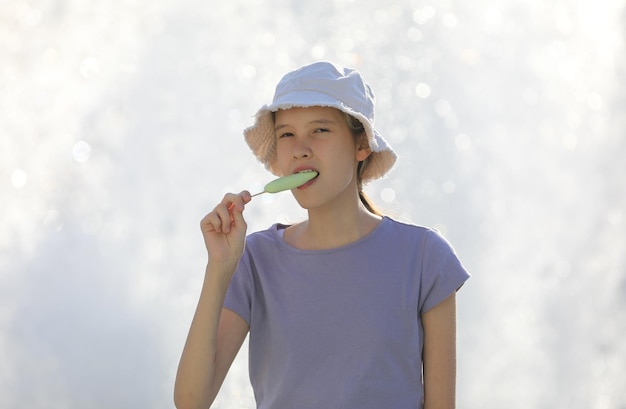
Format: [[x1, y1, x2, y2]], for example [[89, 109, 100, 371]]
[[263, 170, 319, 193]]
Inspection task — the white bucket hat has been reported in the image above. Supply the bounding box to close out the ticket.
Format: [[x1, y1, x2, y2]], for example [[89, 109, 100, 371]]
[[243, 61, 397, 182]]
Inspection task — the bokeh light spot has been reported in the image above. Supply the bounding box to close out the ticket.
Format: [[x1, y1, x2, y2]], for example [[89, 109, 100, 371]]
[[42, 48, 60, 64], [80, 57, 100, 79], [442, 13, 458, 29], [240, 65, 257, 80], [11, 168, 28, 188], [311, 44, 326, 59], [15, 3, 42, 27], [434, 98, 452, 117], [455, 133, 472, 151], [415, 82, 431, 98], [43, 209, 63, 231], [460, 48, 479, 65], [413, 6, 436, 25], [389, 127, 407, 143], [72, 141, 92, 162], [380, 187, 396, 203], [442, 180, 456, 194]]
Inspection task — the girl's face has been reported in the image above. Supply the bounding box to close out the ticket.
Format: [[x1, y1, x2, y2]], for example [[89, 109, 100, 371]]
[[274, 106, 371, 210]]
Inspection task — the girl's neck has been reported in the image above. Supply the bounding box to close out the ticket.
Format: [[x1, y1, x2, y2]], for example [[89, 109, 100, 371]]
[[285, 201, 382, 250]]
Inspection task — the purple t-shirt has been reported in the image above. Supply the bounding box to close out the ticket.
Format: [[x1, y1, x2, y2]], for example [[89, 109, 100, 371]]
[[224, 216, 470, 408]]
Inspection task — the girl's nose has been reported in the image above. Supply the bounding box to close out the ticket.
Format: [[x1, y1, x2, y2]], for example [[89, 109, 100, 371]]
[[292, 139, 312, 159]]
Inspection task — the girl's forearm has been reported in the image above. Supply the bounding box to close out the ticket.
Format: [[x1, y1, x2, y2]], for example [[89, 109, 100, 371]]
[[174, 262, 236, 409]]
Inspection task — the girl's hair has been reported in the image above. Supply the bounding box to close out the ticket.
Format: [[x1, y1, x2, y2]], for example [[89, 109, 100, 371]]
[[344, 113, 384, 216]]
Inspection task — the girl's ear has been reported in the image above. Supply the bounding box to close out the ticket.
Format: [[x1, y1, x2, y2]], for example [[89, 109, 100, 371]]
[[356, 146, 372, 162], [355, 133, 372, 162]]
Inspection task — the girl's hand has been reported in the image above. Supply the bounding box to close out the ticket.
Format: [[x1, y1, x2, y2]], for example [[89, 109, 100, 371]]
[[200, 191, 252, 267]]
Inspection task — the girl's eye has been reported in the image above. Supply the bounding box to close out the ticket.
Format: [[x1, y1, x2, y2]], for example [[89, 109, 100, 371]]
[[314, 128, 330, 133], [278, 132, 294, 139]]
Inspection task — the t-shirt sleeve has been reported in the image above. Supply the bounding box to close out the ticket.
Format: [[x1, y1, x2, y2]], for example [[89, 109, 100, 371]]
[[223, 250, 253, 325], [418, 229, 470, 314]]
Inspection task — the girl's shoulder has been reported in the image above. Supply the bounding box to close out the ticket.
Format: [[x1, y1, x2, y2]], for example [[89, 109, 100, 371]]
[[382, 216, 439, 237], [381, 217, 459, 252]]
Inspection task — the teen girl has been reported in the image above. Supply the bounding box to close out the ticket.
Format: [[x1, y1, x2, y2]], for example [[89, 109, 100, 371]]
[[174, 61, 470, 409]]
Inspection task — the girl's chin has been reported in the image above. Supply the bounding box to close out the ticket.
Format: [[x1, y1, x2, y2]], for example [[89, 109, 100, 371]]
[[293, 198, 314, 210], [292, 194, 321, 210]]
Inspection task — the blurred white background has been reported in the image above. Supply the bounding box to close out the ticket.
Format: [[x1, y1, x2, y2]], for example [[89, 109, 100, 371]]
[[1, 0, 625, 408]]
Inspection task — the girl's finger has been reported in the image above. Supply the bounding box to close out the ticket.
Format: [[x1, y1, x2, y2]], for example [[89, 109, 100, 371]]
[[202, 211, 222, 233], [230, 203, 247, 232], [214, 203, 233, 233], [223, 191, 249, 212], [203, 191, 251, 234]]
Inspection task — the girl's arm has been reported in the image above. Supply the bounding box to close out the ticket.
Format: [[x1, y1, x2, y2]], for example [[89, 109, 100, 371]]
[[422, 292, 457, 409], [174, 192, 251, 409], [174, 262, 249, 409]]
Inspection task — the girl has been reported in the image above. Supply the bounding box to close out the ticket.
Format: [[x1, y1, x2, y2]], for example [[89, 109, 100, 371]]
[[174, 61, 470, 409]]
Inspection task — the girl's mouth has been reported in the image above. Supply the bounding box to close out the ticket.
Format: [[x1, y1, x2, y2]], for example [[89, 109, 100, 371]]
[[295, 169, 319, 189]]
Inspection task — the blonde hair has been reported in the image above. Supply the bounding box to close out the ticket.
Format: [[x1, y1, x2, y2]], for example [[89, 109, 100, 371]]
[[344, 113, 383, 216]]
